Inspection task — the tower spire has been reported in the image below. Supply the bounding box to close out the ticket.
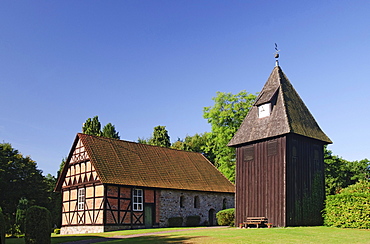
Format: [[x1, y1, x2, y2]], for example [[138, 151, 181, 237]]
[[274, 43, 280, 66]]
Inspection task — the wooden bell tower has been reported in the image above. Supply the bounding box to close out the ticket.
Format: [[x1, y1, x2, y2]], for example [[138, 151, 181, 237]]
[[228, 57, 332, 227]]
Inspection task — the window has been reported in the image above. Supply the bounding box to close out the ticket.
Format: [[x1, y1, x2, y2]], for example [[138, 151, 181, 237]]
[[268, 140, 278, 156], [194, 196, 200, 208], [243, 146, 254, 162], [222, 198, 227, 210], [133, 189, 143, 211], [78, 188, 85, 211], [180, 196, 185, 208]]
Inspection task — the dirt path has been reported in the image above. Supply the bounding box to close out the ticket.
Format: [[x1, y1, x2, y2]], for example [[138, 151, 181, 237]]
[[62, 226, 226, 244]]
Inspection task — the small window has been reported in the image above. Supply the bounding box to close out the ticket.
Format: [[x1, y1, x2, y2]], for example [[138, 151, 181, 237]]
[[133, 189, 143, 211], [180, 196, 184, 208], [268, 140, 278, 156], [222, 198, 227, 210], [78, 188, 85, 211], [194, 196, 200, 208], [243, 146, 254, 162]]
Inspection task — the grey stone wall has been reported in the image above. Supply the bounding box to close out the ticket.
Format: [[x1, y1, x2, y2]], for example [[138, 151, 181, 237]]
[[61, 225, 104, 235], [158, 189, 234, 227]]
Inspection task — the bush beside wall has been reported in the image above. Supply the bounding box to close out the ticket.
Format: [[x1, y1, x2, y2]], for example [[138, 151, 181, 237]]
[[25, 206, 51, 244], [168, 217, 183, 227], [324, 180, 370, 229], [216, 208, 235, 226], [185, 215, 200, 227]]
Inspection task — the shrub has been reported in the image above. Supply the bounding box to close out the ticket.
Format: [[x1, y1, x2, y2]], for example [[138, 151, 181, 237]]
[[0, 207, 5, 244], [324, 180, 370, 229], [185, 215, 200, 227], [25, 206, 51, 244], [216, 208, 235, 226], [168, 217, 183, 227]]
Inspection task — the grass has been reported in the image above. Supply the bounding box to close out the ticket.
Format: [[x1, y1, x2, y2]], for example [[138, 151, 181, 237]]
[[5, 226, 370, 244]]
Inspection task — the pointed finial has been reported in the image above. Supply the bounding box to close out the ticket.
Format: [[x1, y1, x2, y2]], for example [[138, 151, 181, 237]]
[[274, 43, 280, 66]]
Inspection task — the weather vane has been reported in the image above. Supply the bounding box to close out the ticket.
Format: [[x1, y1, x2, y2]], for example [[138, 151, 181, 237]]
[[274, 43, 280, 66]]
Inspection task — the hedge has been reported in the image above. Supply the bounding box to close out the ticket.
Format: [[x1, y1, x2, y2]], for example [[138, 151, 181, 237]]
[[185, 215, 200, 227], [216, 208, 235, 226], [25, 206, 51, 244], [324, 180, 370, 229], [168, 217, 183, 227]]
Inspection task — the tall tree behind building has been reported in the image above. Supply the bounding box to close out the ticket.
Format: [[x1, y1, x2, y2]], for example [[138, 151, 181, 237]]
[[102, 123, 120, 139], [82, 116, 101, 136], [149, 125, 171, 148], [203, 90, 257, 182], [82, 116, 120, 139]]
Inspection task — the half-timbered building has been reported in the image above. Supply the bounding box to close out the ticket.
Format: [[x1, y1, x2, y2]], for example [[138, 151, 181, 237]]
[[228, 63, 332, 227], [56, 133, 234, 234]]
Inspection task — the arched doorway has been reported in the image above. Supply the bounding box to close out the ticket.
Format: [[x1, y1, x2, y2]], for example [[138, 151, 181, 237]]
[[208, 208, 216, 226]]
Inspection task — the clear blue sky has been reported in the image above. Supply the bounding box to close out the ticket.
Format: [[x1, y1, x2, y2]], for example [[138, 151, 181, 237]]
[[1, 1, 369, 176]]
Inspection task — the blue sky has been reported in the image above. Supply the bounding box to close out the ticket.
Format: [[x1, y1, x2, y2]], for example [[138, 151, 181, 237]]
[[1, 1, 369, 176]]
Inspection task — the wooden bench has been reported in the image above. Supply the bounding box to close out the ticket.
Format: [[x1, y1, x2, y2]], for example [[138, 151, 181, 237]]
[[243, 217, 268, 228]]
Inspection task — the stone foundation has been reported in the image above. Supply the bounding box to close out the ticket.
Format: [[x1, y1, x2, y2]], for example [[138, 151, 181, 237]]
[[61, 225, 104, 235]]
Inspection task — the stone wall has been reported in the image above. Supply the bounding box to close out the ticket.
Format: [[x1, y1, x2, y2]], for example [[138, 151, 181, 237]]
[[60, 225, 104, 235], [158, 189, 234, 227]]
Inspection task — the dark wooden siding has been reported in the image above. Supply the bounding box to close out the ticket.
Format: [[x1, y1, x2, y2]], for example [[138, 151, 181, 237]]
[[235, 136, 286, 227], [286, 134, 325, 226]]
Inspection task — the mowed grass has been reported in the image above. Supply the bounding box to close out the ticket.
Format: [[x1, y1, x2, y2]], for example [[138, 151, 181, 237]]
[[6, 226, 370, 244]]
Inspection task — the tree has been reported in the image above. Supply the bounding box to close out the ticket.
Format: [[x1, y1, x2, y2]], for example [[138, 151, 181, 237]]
[[102, 123, 120, 139], [148, 125, 171, 148], [324, 146, 370, 195], [82, 116, 121, 139], [170, 133, 216, 163], [15, 198, 29, 233], [203, 90, 257, 182], [0, 207, 4, 244], [82, 116, 102, 136], [0, 143, 48, 226]]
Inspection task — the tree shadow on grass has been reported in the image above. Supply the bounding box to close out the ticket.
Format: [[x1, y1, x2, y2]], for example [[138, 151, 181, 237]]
[[96, 235, 207, 244]]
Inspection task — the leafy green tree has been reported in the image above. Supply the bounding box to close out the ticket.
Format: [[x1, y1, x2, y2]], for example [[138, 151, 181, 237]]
[[137, 137, 149, 144], [324, 146, 370, 195], [171, 138, 184, 150], [102, 123, 120, 139], [0, 143, 48, 226], [172, 133, 216, 163], [82, 116, 102, 136], [148, 125, 171, 148], [43, 174, 61, 228], [15, 198, 29, 233], [203, 90, 257, 182], [0, 207, 5, 244]]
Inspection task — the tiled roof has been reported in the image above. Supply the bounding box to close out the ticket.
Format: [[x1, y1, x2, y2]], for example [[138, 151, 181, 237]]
[[228, 65, 332, 146], [77, 133, 234, 193]]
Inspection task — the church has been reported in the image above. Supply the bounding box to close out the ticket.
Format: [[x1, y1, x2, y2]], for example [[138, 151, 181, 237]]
[[228, 59, 331, 227]]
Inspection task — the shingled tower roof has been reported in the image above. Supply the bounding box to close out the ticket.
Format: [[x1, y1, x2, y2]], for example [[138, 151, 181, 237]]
[[228, 65, 332, 147]]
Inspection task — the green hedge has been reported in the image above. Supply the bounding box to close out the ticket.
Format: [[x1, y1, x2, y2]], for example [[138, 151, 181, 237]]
[[168, 217, 183, 227], [0, 208, 5, 244], [324, 181, 370, 229], [25, 206, 51, 244], [185, 215, 200, 227], [216, 208, 235, 226]]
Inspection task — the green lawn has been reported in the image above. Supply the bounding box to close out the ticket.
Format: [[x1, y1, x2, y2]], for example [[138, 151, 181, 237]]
[[6, 226, 370, 244]]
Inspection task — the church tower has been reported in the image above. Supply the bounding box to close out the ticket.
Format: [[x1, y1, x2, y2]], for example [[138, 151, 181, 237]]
[[228, 60, 332, 227]]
